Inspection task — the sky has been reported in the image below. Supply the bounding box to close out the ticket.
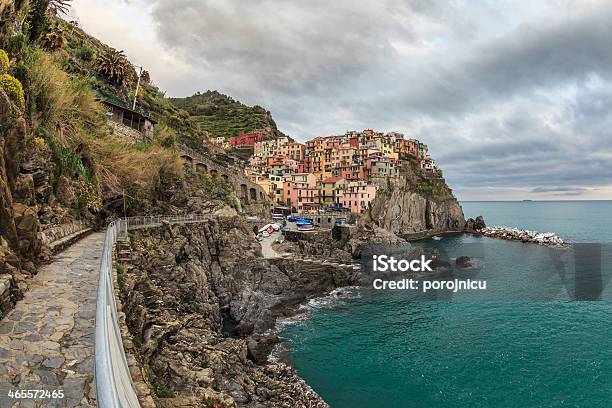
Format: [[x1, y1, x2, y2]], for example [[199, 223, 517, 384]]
[[70, 0, 612, 201]]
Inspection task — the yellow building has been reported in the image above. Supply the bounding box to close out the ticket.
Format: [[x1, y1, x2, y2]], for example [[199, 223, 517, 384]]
[[319, 177, 348, 206]]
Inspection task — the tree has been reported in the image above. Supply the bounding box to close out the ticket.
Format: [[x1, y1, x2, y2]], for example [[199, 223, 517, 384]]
[[48, 0, 72, 16], [140, 70, 150, 85], [29, 0, 50, 42], [94, 48, 135, 89]]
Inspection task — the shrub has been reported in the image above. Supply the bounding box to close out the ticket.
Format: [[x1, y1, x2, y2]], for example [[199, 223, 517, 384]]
[[76, 46, 93, 61], [152, 382, 175, 398], [7, 35, 28, 58], [40, 24, 66, 51], [76, 179, 102, 211], [116, 264, 126, 290], [152, 124, 177, 148], [24, 50, 105, 138], [0, 49, 8, 73], [0, 73, 25, 109]]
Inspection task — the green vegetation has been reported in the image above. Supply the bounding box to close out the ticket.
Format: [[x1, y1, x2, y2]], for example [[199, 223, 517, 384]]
[[202, 174, 232, 201], [28, 0, 51, 43], [170, 90, 280, 139], [0, 49, 8, 72], [116, 264, 126, 290], [40, 22, 65, 51], [93, 48, 135, 89], [0, 72, 25, 109], [202, 397, 233, 408], [152, 382, 175, 398]]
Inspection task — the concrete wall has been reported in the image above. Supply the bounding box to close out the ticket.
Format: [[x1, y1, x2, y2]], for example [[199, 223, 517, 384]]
[[294, 212, 355, 228]]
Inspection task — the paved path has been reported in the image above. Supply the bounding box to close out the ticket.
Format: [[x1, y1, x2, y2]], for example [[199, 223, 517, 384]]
[[0, 232, 104, 408], [260, 231, 282, 259]]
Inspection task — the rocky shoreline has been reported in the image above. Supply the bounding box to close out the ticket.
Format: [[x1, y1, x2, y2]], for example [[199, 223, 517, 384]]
[[479, 226, 565, 246], [120, 217, 360, 407]]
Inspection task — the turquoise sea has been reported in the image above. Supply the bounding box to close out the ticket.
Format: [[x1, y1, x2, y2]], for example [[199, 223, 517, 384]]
[[280, 201, 612, 408]]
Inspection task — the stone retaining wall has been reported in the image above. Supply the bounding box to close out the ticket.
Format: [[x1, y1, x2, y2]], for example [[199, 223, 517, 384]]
[[38, 221, 87, 246], [109, 121, 145, 144], [0, 274, 14, 320]]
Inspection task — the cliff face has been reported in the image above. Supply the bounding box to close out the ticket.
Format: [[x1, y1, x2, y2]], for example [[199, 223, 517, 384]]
[[0, 89, 44, 315], [367, 164, 465, 237], [122, 218, 359, 407]]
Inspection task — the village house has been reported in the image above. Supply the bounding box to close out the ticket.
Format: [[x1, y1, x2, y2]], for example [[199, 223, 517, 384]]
[[339, 181, 377, 214], [369, 158, 401, 178], [244, 129, 436, 214], [100, 92, 157, 142], [283, 173, 317, 210], [279, 141, 306, 161], [319, 176, 348, 206], [229, 130, 267, 147]]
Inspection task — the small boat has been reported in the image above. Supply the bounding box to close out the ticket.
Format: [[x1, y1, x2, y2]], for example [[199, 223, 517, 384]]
[[271, 213, 284, 220], [297, 223, 315, 231], [287, 215, 297, 222], [297, 220, 315, 231]]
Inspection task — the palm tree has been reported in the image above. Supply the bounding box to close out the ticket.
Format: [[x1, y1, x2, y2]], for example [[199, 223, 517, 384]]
[[48, 0, 72, 16], [94, 48, 135, 89]]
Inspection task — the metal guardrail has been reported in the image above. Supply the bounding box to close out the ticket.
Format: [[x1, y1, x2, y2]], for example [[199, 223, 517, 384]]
[[94, 214, 210, 407]]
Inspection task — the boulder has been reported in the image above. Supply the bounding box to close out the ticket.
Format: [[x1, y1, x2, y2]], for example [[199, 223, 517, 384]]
[[12, 203, 40, 256], [455, 256, 472, 268]]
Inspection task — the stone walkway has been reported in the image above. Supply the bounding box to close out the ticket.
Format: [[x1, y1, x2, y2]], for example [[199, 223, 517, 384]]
[[0, 232, 104, 408]]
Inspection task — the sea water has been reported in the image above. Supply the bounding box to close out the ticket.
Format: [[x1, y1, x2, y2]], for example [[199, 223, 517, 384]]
[[280, 201, 612, 408]]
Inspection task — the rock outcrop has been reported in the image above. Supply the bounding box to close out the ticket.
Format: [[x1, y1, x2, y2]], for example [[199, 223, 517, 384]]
[[122, 218, 360, 407], [464, 215, 486, 232], [480, 226, 565, 246], [367, 165, 465, 238]]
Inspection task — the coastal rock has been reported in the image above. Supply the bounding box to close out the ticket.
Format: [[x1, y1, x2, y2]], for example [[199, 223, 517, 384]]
[[122, 219, 350, 406], [480, 226, 564, 246], [464, 215, 486, 232], [456, 256, 472, 268], [367, 169, 465, 238]]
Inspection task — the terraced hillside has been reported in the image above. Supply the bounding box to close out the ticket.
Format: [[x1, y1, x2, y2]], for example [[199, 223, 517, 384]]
[[170, 90, 284, 138]]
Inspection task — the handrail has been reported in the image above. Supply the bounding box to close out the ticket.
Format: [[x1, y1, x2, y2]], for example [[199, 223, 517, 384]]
[[94, 214, 210, 407]]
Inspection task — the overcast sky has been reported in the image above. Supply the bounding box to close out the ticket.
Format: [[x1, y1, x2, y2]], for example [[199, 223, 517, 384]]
[[71, 0, 612, 201]]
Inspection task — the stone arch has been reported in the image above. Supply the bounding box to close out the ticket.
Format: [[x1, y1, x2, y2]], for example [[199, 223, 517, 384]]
[[249, 187, 257, 201], [181, 155, 193, 166], [195, 162, 208, 173], [259, 192, 264, 200], [210, 169, 218, 178], [240, 184, 248, 201]]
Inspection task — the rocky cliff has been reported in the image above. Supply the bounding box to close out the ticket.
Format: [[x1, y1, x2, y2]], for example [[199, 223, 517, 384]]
[[121, 217, 360, 407], [0, 88, 43, 316], [367, 162, 465, 238]]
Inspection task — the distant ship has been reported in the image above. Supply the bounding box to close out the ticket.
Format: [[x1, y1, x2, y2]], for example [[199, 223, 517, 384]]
[[522, 199, 534, 202]]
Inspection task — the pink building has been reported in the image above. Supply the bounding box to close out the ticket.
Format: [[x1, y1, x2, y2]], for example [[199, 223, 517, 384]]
[[338, 181, 377, 213], [283, 173, 317, 210]]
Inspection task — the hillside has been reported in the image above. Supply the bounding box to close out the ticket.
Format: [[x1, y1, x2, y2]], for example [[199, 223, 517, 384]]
[[169, 90, 284, 139]]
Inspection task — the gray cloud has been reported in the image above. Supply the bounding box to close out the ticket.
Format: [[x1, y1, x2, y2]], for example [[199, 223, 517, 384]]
[[119, 0, 612, 199]]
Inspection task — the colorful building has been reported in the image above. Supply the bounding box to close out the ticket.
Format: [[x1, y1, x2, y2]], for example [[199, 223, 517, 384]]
[[319, 177, 348, 205], [338, 181, 377, 214], [283, 173, 317, 210], [229, 130, 267, 147]]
